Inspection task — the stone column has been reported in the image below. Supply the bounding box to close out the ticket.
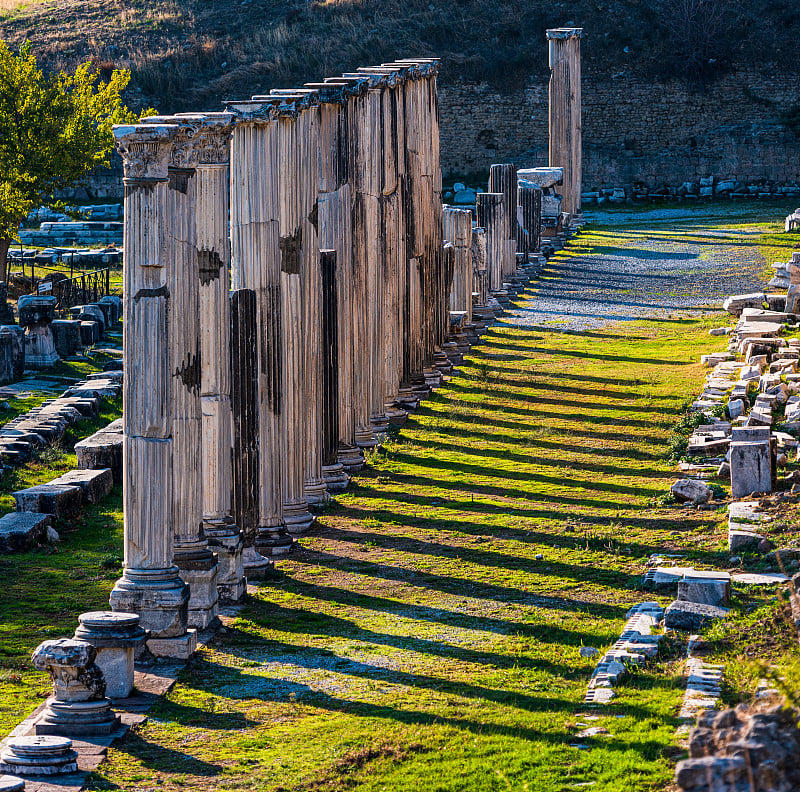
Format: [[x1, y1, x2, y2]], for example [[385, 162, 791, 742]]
[[181, 113, 247, 603], [276, 98, 315, 534], [310, 80, 365, 474], [443, 206, 473, 322], [518, 182, 543, 264], [319, 249, 349, 491], [488, 163, 519, 286], [227, 101, 293, 557], [345, 77, 381, 448], [109, 124, 195, 658], [471, 227, 494, 330], [547, 28, 583, 222], [229, 287, 271, 575], [476, 192, 508, 306], [142, 115, 220, 631]]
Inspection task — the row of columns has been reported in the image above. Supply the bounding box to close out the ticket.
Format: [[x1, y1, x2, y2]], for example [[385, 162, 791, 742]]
[[111, 60, 450, 657]]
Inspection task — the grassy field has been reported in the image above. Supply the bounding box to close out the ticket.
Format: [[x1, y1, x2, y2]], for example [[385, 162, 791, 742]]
[[0, 214, 795, 791]]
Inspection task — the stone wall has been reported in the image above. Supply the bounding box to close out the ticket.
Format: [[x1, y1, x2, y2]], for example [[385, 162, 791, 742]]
[[439, 65, 800, 190]]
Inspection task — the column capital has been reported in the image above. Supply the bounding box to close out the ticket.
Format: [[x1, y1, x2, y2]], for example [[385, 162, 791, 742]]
[[113, 124, 177, 182], [546, 27, 583, 40], [224, 99, 281, 124], [174, 114, 235, 166]]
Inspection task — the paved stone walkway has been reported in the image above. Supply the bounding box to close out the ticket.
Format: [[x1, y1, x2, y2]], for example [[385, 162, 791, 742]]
[[510, 218, 767, 331]]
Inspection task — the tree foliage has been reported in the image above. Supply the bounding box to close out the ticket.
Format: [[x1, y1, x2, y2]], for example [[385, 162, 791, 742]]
[[0, 41, 139, 276]]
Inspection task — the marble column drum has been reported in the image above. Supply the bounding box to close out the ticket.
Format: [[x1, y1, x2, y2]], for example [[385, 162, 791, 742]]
[[109, 124, 195, 658]]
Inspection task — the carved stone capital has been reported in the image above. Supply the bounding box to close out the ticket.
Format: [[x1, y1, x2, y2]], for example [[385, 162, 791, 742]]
[[224, 100, 280, 124], [113, 124, 177, 182], [546, 27, 584, 40]]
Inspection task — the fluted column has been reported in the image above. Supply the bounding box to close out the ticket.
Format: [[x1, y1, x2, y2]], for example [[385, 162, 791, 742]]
[[309, 80, 362, 477], [443, 206, 473, 323], [488, 163, 518, 284], [178, 113, 247, 603], [110, 124, 195, 657], [518, 183, 543, 261], [228, 100, 293, 557], [275, 101, 315, 534], [476, 192, 506, 300], [547, 28, 583, 221], [318, 249, 348, 491], [141, 114, 220, 630]]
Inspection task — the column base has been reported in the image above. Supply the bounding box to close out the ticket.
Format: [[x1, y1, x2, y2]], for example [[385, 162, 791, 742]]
[[337, 443, 365, 474], [303, 476, 329, 505], [355, 426, 379, 449], [255, 524, 295, 557], [146, 628, 198, 660], [283, 498, 314, 537], [34, 698, 119, 738], [322, 462, 349, 493], [109, 566, 189, 639], [424, 365, 443, 388], [174, 545, 220, 630], [178, 566, 220, 630], [241, 545, 274, 577], [370, 412, 391, 434], [385, 402, 408, 426], [395, 385, 420, 411], [204, 518, 247, 604]]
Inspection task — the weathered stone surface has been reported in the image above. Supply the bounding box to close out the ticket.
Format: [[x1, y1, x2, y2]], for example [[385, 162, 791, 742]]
[[728, 529, 763, 552], [723, 293, 766, 317], [12, 483, 83, 518], [671, 479, 712, 504], [0, 511, 53, 553], [50, 468, 113, 503], [75, 429, 122, 484], [0, 736, 78, 776], [51, 320, 83, 359], [678, 572, 731, 607], [664, 600, 730, 631]]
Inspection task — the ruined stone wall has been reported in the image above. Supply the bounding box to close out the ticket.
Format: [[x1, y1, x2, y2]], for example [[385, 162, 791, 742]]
[[439, 65, 800, 190]]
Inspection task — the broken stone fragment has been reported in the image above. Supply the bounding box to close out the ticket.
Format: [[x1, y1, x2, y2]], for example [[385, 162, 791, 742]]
[[671, 479, 712, 504], [664, 600, 730, 631], [0, 511, 53, 553]]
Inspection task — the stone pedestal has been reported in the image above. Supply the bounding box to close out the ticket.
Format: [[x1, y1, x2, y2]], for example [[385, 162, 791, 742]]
[[0, 283, 15, 325], [109, 124, 193, 656], [18, 295, 59, 368], [51, 320, 83, 359], [31, 639, 119, 737], [0, 737, 78, 776], [73, 611, 146, 699]]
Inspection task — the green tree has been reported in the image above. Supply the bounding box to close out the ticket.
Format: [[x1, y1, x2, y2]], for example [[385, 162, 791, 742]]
[[0, 41, 139, 281]]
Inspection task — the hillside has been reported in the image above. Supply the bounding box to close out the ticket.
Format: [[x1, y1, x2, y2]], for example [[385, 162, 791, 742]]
[[2, 0, 800, 186]]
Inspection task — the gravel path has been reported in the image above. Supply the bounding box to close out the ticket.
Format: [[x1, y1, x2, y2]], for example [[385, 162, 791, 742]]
[[508, 217, 769, 332]]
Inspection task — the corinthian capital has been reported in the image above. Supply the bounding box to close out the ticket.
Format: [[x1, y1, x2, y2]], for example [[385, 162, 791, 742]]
[[113, 124, 177, 182]]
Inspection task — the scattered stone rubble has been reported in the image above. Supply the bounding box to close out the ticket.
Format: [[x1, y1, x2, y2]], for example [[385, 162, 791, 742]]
[[584, 602, 665, 704], [675, 700, 800, 792]]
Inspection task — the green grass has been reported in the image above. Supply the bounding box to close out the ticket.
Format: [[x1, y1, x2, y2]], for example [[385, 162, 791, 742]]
[[0, 214, 792, 790]]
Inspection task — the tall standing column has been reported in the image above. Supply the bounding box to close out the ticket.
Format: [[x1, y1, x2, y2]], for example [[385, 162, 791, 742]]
[[319, 249, 348, 491], [110, 124, 195, 658], [488, 163, 518, 285], [443, 206, 473, 323], [311, 80, 365, 475], [177, 113, 247, 603], [276, 100, 315, 534], [141, 114, 220, 631], [228, 100, 293, 557], [547, 28, 583, 222]]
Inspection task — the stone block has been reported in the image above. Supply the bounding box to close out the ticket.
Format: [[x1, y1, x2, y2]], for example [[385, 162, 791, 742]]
[[146, 628, 198, 660], [671, 479, 712, 503], [51, 320, 83, 358], [12, 483, 83, 518], [678, 571, 731, 607], [728, 528, 763, 551], [79, 320, 99, 347], [730, 440, 772, 498], [50, 468, 113, 503], [664, 600, 729, 631], [75, 430, 123, 484], [0, 511, 53, 553], [723, 293, 766, 317]]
